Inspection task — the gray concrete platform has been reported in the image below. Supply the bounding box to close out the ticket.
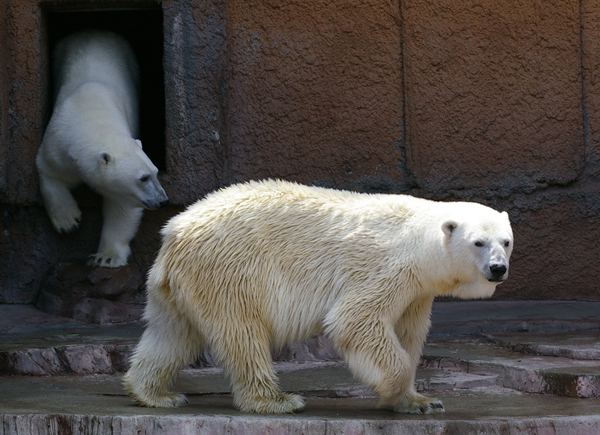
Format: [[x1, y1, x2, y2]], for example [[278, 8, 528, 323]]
[[3, 366, 600, 434], [1, 301, 600, 434]]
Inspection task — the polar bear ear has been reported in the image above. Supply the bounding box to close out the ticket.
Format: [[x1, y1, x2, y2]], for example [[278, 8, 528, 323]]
[[442, 220, 458, 237], [501, 211, 510, 221], [135, 139, 143, 149], [98, 152, 114, 166]]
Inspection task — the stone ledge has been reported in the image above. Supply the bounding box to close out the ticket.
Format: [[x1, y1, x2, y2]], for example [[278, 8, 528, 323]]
[[3, 413, 600, 435], [2, 371, 600, 435], [422, 339, 600, 399], [485, 332, 600, 360], [35, 262, 145, 324]]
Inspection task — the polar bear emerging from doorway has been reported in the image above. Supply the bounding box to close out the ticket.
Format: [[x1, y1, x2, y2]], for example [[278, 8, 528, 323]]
[[36, 30, 168, 268], [124, 180, 513, 414]]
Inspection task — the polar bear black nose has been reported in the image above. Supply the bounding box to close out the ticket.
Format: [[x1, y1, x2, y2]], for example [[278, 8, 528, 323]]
[[159, 199, 170, 208], [490, 264, 507, 278]]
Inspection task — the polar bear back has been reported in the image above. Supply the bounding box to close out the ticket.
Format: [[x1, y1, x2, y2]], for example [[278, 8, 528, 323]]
[[52, 31, 139, 135]]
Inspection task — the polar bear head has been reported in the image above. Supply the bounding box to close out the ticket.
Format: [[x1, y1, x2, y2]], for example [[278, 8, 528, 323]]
[[95, 138, 169, 210], [440, 203, 513, 299]]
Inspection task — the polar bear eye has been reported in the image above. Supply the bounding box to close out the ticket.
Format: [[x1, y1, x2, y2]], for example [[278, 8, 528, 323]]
[[504, 240, 510, 247], [474, 241, 484, 247], [140, 175, 150, 183]]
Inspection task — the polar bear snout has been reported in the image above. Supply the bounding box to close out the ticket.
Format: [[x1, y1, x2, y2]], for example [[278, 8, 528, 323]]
[[138, 178, 169, 210], [143, 196, 170, 210], [488, 263, 508, 282]]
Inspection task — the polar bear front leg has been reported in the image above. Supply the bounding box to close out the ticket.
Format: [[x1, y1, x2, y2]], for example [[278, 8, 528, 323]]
[[393, 296, 445, 414], [39, 173, 82, 233], [329, 311, 416, 406], [329, 300, 441, 415], [87, 198, 143, 267]]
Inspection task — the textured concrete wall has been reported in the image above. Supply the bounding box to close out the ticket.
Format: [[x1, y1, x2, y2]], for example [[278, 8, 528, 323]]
[[224, 0, 405, 190], [1, 0, 46, 205], [1, 0, 600, 303], [399, 0, 597, 302], [403, 0, 584, 194], [162, 0, 228, 203]]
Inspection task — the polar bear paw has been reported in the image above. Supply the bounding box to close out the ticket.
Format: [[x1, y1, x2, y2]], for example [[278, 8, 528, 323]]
[[236, 393, 305, 414], [50, 206, 82, 233], [133, 392, 188, 408], [393, 394, 444, 414], [87, 252, 128, 268], [123, 371, 188, 408]]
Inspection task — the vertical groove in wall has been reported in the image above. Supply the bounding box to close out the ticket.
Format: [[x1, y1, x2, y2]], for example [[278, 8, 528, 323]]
[[579, 0, 600, 184], [0, 0, 7, 198], [580, 0, 592, 175], [212, 0, 229, 191], [397, 0, 416, 191]]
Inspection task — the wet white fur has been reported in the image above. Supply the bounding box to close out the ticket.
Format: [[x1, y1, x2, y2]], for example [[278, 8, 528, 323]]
[[124, 179, 513, 413], [36, 31, 168, 268]]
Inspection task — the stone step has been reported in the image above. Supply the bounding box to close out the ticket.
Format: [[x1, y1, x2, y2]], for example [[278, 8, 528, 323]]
[[2, 305, 599, 401], [3, 324, 599, 401], [0, 339, 338, 376], [485, 331, 600, 360], [416, 369, 498, 393], [422, 338, 600, 398], [0, 324, 142, 376], [2, 364, 600, 435], [5, 335, 599, 400], [0, 343, 133, 376]]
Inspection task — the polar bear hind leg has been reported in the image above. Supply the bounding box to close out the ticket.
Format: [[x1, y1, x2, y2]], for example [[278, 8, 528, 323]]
[[205, 316, 305, 414], [124, 298, 203, 408]]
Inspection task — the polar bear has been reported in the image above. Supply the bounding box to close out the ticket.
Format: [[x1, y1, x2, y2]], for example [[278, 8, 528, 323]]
[[36, 31, 168, 268], [124, 179, 513, 414]]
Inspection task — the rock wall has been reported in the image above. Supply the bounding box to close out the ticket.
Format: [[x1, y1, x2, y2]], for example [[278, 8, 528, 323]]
[[1, 0, 600, 303], [224, 0, 405, 188]]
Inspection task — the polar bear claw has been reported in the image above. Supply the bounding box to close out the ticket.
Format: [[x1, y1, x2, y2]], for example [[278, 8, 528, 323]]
[[394, 393, 445, 414]]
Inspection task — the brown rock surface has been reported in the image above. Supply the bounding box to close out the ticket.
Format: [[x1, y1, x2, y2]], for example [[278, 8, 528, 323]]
[[35, 262, 145, 324], [403, 0, 584, 193], [224, 0, 405, 189]]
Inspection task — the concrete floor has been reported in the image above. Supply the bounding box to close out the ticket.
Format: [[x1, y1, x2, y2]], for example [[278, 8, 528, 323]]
[[1, 301, 600, 434]]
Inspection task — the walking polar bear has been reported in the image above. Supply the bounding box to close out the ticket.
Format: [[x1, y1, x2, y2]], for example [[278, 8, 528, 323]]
[[36, 31, 168, 268], [124, 180, 513, 414]]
